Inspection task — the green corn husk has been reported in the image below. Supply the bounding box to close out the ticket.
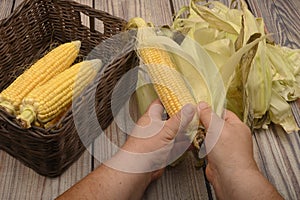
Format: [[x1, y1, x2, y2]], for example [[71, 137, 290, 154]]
[[135, 70, 158, 117], [190, 0, 241, 34], [269, 89, 299, 133], [267, 44, 300, 101], [226, 32, 262, 120], [245, 42, 272, 122]]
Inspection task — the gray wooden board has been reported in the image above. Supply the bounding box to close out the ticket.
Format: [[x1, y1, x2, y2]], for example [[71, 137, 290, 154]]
[[1, 0, 300, 199]]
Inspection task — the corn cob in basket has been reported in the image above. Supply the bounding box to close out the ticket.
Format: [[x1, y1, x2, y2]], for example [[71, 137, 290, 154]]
[[17, 59, 102, 128], [0, 41, 81, 115]]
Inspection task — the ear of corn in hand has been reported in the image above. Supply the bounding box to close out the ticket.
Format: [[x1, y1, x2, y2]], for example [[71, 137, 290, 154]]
[[0, 41, 81, 115], [16, 59, 102, 129], [126, 17, 204, 149]]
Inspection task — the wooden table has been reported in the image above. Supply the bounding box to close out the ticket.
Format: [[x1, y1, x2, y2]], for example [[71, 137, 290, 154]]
[[0, 0, 299, 199]]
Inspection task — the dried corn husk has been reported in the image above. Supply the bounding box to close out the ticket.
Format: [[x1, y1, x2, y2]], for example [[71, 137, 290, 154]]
[[269, 89, 299, 133], [170, 0, 300, 133]]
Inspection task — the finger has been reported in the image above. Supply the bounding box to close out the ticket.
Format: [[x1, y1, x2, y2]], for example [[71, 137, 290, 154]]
[[164, 104, 196, 139], [197, 102, 225, 157], [223, 109, 243, 124], [197, 101, 213, 129], [136, 99, 163, 127]]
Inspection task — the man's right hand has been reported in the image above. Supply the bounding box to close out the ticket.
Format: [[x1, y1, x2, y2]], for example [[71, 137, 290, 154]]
[[197, 102, 283, 200]]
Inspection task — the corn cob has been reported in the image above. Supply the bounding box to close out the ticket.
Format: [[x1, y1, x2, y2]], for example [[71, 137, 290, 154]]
[[0, 41, 81, 115], [17, 59, 102, 128], [127, 18, 204, 148], [139, 47, 197, 117]]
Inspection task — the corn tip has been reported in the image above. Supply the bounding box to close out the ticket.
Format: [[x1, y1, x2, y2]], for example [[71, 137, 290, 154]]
[[0, 101, 16, 115], [16, 105, 36, 129], [72, 40, 81, 49], [126, 17, 148, 29], [89, 59, 103, 70]]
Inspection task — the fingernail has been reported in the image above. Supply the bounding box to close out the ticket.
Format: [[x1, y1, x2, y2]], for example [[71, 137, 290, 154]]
[[182, 104, 195, 116], [198, 102, 209, 110]]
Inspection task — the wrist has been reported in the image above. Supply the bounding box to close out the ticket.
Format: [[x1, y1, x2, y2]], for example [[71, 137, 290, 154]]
[[104, 146, 165, 183], [212, 156, 259, 182], [211, 167, 280, 200]]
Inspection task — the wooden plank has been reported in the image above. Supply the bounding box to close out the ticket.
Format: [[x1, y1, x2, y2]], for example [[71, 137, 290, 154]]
[[171, 0, 232, 12], [95, 0, 173, 25], [253, 127, 300, 199], [171, 0, 189, 12], [0, 0, 14, 19], [143, 152, 209, 200], [93, 121, 128, 168], [52, 150, 92, 197], [13, 0, 24, 10], [0, 150, 91, 200], [267, 0, 300, 48], [1, 0, 298, 199], [246, 0, 300, 48]]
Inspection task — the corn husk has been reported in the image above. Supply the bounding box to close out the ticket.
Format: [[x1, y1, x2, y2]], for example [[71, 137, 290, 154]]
[[133, 0, 300, 137], [135, 70, 158, 117], [170, 0, 300, 133], [269, 89, 299, 133]]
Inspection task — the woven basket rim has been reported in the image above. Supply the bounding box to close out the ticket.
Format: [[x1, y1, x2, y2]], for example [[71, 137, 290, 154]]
[[0, 0, 127, 26]]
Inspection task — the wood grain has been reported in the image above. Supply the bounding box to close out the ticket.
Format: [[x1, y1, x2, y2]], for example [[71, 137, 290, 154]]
[[1, 0, 300, 199], [171, 0, 237, 11], [95, 0, 174, 26], [253, 127, 300, 199], [78, 0, 95, 29], [246, 0, 300, 48], [0, 0, 14, 19], [0, 150, 91, 200], [143, 152, 209, 200], [12, 0, 24, 10], [170, 0, 189, 12]]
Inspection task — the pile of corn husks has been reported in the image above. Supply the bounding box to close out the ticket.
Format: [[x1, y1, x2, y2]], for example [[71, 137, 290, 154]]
[[134, 0, 300, 134], [168, 0, 300, 133]]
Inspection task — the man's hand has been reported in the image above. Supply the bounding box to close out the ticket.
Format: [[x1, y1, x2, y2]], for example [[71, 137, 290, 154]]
[[57, 99, 197, 200], [198, 102, 283, 200], [109, 99, 196, 180]]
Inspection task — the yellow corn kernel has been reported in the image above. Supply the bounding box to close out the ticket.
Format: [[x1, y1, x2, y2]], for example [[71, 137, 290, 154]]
[[0, 41, 81, 115], [17, 59, 102, 128], [139, 47, 196, 117]]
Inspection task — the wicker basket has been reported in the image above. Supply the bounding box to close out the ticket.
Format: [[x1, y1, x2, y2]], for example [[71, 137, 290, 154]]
[[0, 0, 138, 177]]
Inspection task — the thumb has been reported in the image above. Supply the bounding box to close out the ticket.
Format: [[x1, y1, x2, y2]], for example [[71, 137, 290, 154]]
[[197, 102, 212, 129], [164, 104, 196, 139], [197, 101, 226, 157]]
